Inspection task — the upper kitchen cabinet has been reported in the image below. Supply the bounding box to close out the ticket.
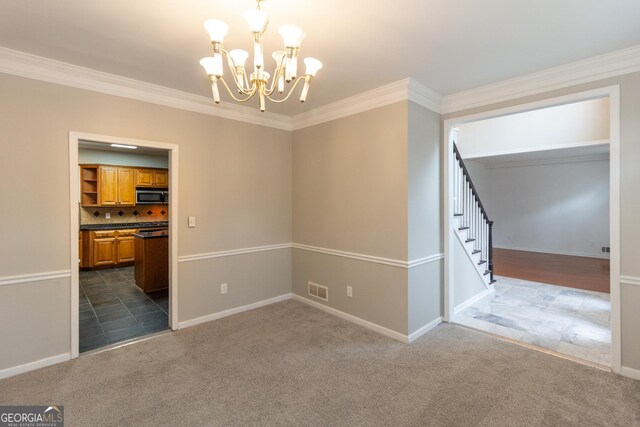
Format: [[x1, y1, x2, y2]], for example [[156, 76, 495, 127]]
[[135, 168, 169, 188], [80, 164, 168, 207], [100, 166, 135, 206]]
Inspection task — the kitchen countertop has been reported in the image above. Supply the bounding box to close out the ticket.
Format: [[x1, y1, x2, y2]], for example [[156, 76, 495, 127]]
[[79, 221, 168, 230], [133, 230, 169, 239]]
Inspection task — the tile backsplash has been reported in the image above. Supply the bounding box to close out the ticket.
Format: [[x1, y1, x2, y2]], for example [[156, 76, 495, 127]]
[[80, 205, 168, 225]]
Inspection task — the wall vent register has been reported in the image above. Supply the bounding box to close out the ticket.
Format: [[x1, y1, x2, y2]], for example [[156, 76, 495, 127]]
[[308, 281, 328, 301]]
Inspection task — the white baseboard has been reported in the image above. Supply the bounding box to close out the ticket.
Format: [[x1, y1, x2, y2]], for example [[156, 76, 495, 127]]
[[0, 353, 71, 380], [292, 294, 410, 343], [620, 366, 640, 381], [454, 288, 494, 315], [493, 245, 610, 260], [407, 316, 443, 343], [178, 293, 293, 329]]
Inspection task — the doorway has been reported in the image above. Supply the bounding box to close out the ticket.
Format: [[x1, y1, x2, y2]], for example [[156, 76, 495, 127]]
[[69, 132, 179, 358], [443, 86, 621, 373]]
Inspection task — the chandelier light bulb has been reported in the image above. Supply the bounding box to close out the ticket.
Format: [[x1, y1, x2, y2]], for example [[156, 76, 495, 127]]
[[230, 49, 249, 68], [204, 19, 229, 43], [304, 57, 323, 77], [279, 25, 306, 48], [199, 57, 217, 76], [244, 9, 268, 33]]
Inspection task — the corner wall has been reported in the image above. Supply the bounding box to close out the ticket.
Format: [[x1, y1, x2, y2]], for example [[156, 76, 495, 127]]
[[292, 102, 410, 335]]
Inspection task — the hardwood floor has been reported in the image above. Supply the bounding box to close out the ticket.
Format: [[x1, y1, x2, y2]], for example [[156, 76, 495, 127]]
[[493, 248, 610, 293]]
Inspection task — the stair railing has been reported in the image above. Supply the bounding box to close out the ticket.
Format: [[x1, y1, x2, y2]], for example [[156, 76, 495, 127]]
[[453, 143, 494, 282]]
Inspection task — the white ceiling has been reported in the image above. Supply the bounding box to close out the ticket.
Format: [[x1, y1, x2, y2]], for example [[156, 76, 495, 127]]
[[1, 0, 640, 115]]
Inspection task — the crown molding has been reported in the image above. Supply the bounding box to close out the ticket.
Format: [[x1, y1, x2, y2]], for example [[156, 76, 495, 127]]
[[0, 47, 292, 131], [291, 78, 442, 130], [442, 44, 640, 114], [482, 153, 609, 170]]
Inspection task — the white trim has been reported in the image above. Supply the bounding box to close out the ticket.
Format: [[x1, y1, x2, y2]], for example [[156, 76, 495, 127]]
[[178, 242, 443, 268], [69, 132, 180, 359], [620, 276, 640, 287], [481, 153, 610, 170], [493, 245, 610, 260], [178, 243, 291, 263], [408, 79, 444, 114], [178, 293, 292, 329], [454, 288, 494, 315], [290, 78, 442, 130], [463, 139, 609, 161], [407, 253, 445, 268], [0, 270, 71, 287], [292, 294, 409, 343], [292, 243, 443, 269], [0, 47, 291, 131], [443, 85, 621, 374], [620, 366, 640, 381], [0, 47, 445, 131], [0, 353, 70, 380], [407, 316, 443, 343], [442, 44, 640, 113]]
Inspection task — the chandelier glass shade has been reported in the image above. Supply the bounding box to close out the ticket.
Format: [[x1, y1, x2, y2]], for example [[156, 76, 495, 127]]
[[199, 0, 322, 112]]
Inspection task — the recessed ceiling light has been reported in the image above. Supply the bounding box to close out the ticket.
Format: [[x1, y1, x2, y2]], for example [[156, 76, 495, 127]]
[[110, 144, 138, 149]]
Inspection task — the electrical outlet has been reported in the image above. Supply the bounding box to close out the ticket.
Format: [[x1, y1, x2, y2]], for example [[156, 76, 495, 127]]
[[602, 246, 606, 253], [606, 246, 610, 253], [346, 286, 353, 297], [188, 216, 196, 228], [105, 212, 110, 219], [220, 283, 227, 294]]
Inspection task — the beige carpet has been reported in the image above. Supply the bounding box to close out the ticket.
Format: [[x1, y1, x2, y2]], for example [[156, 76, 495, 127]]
[[1, 300, 638, 426]]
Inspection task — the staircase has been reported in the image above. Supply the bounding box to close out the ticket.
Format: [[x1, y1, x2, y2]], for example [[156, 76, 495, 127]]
[[453, 143, 495, 288]]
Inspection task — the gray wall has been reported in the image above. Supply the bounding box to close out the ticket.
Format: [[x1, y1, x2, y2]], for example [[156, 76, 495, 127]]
[[407, 102, 443, 334], [292, 101, 444, 336], [292, 102, 410, 334], [444, 70, 640, 372], [481, 158, 610, 258], [0, 73, 292, 371], [78, 148, 168, 168]]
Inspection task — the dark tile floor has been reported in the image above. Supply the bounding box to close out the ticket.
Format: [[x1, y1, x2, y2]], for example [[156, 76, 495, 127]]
[[79, 266, 169, 353]]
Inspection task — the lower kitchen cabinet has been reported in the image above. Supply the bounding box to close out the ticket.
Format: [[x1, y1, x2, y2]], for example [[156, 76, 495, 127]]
[[83, 229, 139, 269], [93, 237, 117, 266]]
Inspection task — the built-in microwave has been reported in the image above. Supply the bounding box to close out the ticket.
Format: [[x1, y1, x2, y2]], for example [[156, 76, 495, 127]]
[[136, 189, 169, 205]]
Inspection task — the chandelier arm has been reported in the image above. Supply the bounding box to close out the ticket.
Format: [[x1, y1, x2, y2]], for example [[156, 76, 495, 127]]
[[221, 49, 253, 94], [218, 77, 257, 102], [265, 77, 305, 103], [265, 55, 286, 95]]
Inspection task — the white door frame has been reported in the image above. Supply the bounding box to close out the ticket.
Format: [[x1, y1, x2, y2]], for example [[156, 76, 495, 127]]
[[68, 132, 179, 358], [442, 85, 621, 374]]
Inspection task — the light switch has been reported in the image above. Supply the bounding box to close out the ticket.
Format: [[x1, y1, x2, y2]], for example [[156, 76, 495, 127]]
[[105, 213, 110, 219], [188, 216, 196, 228]]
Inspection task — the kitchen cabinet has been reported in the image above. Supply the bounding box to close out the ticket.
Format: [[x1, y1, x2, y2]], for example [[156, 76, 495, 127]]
[[135, 168, 169, 188], [93, 234, 117, 266], [134, 230, 168, 292], [100, 166, 135, 206], [80, 166, 99, 207], [116, 230, 136, 263], [88, 229, 139, 268], [80, 164, 168, 207]]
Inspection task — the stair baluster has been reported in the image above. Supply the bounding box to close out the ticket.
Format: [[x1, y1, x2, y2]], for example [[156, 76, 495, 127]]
[[452, 143, 495, 283]]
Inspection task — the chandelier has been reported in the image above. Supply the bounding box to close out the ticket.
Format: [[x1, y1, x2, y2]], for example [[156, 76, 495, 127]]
[[199, 0, 323, 112]]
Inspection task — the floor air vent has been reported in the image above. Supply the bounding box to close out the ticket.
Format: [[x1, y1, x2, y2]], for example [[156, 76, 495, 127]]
[[308, 282, 328, 301]]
